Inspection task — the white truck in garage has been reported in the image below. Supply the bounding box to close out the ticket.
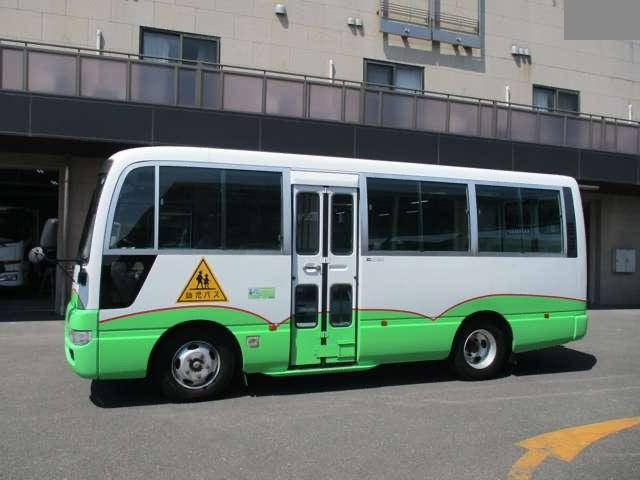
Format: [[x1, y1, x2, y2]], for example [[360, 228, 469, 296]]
[[0, 207, 37, 287]]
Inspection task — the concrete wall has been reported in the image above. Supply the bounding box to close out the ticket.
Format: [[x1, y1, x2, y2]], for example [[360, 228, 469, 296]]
[[584, 192, 640, 307], [66, 156, 103, 258], [0, 0, 638, 120]]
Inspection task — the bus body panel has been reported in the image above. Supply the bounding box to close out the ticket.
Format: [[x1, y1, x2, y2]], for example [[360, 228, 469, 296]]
[[64, 147, 588, 383]]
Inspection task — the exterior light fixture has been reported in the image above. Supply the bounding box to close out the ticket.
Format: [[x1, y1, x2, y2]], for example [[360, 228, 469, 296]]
[[354, 17, 363, 27], [347, 17, 356, 26], [274, 4, 287, 15]]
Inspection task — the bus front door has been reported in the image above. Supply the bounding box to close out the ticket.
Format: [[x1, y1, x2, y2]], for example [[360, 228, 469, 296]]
[[291, 185, 358, 367]]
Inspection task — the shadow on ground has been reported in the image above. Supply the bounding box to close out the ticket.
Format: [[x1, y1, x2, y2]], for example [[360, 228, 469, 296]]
[[89, 346, 596, 409]]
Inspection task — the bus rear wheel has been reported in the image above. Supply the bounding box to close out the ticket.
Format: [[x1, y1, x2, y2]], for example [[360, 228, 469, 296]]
[[155, 329, 235, 401], [451, 321, 507, 380]]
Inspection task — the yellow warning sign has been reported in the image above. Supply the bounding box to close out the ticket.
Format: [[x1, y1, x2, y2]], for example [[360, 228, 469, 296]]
[[177, 258, 228, 303]]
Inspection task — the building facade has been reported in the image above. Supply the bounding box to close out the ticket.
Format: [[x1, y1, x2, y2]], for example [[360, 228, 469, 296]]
[[0, 0, 638, 310]]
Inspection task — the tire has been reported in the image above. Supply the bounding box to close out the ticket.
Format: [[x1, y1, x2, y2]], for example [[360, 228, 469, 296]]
[[154, 328, 236, 401], [450, 320, 508, 380]]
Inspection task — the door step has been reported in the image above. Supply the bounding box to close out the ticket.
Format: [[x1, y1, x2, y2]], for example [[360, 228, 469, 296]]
[[264, 363, 377, 377]]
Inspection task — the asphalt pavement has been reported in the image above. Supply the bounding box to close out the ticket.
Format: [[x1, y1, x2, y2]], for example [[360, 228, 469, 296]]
[[0, 310, 638, 479]]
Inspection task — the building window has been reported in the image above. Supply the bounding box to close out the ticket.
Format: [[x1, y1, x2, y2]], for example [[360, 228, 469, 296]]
[[364, 60, 424, 92], [140, 27, 219, 65], [533, 86, 579, 114]]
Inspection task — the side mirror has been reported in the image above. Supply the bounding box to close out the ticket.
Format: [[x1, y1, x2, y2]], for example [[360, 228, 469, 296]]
[[77, 268, 88, 286], [28, 246, 46, 264], [40, 218, 58, 251]]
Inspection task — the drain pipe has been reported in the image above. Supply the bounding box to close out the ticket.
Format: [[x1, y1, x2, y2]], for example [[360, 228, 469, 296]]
[[96, 29, 103, 55]]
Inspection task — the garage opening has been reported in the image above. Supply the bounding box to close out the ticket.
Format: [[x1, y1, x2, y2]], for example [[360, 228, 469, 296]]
[[0, 167, 61, 321]]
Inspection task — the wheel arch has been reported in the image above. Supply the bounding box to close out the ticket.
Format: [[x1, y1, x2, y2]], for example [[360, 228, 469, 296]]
[[451, 310, 513, 356], [146, 319, 243, 378]]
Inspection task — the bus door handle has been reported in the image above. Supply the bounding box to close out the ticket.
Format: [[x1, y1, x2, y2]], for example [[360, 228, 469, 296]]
[[303, 263, 321, 272]]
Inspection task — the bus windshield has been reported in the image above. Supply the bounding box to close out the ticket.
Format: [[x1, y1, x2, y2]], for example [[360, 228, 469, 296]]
[[77, 162, 110, 262]]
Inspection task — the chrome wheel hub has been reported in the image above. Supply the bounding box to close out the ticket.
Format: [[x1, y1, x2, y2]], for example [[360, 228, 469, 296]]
[[171, 341, 220, 389], [463, 329, 497, 370]]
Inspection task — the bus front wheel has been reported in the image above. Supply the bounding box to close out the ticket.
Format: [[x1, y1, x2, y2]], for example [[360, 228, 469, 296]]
[[155, 329, 236, 401], [451, 321, 507, 380]]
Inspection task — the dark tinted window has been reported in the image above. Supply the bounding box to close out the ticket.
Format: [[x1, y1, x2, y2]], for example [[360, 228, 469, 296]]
[[563, 187, 577, 258], [533, 87, 555, 111], [111, 166, 281, 252], [109, 167, 155, 249], [182, 36, 217, 65], [477, 185, 522, 253], [141, 29, 218, 64], [421, 182, 469, 251], [477, 185, 562, 254], [159, 167, 221, 249], [296, 192, 320, 255], [367, 178, 420, 251], [78, 172, 106, 260], [294, 285, 318, 328], [533, 85, 579, 114], [331, 194, 353, 255], [141, 31, 179, 62], [521, 188, 562, 253], [158, 167, 281, 251], [100, 255, 156, 309], [557, 91, 579, 113], [365, 60, 423, 91], [367, 178, 469, 252], [225, 170, 281, 250], [329, 284, 352, 327]]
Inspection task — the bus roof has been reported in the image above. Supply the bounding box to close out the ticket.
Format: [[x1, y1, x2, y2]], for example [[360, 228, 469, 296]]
[[109, 146, 577, 187]]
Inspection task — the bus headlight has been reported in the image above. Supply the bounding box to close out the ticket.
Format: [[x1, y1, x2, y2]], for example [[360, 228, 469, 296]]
[[69, 329, 92, 346]]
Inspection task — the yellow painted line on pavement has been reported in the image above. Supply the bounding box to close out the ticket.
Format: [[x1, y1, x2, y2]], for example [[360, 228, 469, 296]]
[[507, 416, 640, 480]]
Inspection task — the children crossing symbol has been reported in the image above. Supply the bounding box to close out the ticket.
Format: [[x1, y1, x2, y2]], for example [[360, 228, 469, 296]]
[[177, 258, 228, 303]]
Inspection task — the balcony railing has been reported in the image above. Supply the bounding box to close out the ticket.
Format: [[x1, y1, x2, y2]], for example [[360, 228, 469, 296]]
[[1, 38, 638, 155], [379, 1, 479, 35]]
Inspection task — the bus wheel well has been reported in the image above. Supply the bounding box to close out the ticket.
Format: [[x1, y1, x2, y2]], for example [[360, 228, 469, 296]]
[[453, 311, 513, 355], [147, 320, 243, 378]]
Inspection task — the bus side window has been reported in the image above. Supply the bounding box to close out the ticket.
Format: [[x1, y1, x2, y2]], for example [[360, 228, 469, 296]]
[[100, 255, 156, 309], [477, 185, 562, 254], [109, 167, 155, 249], [296, 192, 320, 255], [159, 167, 222, 249]]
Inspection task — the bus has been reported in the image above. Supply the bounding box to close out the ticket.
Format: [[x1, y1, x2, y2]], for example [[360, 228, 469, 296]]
[[62, 147, 587, 400]]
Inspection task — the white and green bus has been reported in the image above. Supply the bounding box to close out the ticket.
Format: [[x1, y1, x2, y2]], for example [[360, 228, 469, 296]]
[[61, 147, 587, 400]]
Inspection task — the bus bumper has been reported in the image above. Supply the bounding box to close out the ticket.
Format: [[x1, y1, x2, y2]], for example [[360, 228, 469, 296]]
[[0, 269, 25, 287], [64, 301, 99, 379], [573, 313, 588, 340]]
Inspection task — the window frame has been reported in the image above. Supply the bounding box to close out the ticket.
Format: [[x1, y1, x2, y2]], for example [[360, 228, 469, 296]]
[[103, 161, 290, 256], [473, 180, 566, 257], [361, 173, 473, 257], [533, 84, 580, 114], [361, 174, 569, 258], [363, 59, 424, 92], [139, 27, 221, 65]]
